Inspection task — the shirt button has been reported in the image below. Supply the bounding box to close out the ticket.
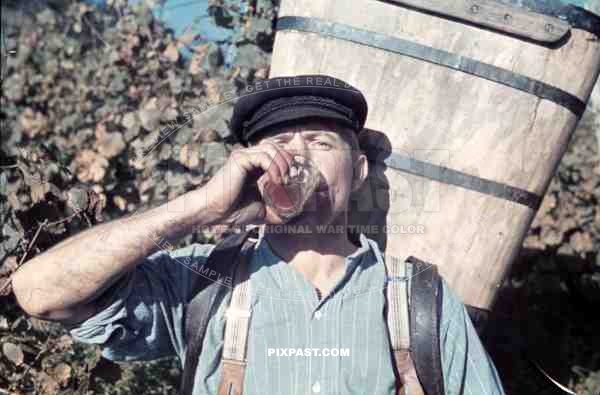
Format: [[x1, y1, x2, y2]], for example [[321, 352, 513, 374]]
[[314, 311, 322, 320], [311, 381, 321, 393]]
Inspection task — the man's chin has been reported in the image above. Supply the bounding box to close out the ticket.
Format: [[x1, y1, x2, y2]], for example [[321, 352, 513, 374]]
[[268, 191, 337, 229], [283, 209, 322, 227], [295, 194, 332, 222]]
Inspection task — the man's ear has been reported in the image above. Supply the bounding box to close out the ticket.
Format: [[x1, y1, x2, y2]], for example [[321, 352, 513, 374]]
[[351, 153, 369, 192]]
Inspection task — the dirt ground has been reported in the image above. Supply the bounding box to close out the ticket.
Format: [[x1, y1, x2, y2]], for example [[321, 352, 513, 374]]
[[1, 1, 599, 394]]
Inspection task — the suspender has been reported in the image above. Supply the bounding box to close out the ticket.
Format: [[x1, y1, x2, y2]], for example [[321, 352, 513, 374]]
[[218, 241, 254, 395], [385, 254, 427, 395], [408, 258, 445, 395]]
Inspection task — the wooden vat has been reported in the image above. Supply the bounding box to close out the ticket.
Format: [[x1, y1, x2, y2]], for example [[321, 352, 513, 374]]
[[269, 0, 600, 309]]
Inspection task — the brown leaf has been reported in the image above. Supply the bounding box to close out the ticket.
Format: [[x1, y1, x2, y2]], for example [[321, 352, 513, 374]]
[[97, 131, 126, 159], [126, 33, 141, 49], [203, 78, 222, 104], [19, 108, 49, 138], [29, 317, 53, 333], [35, 371, 59, 395], [3, 342, 24, 366], [139, 98, 161, 131], [72, 150, 109, 183], [178, 144, 202, 169], [54, 335, 74, 352], [30, 181, 50, 204], [570, 232, 594, 254], [121, 111, 141, 134], [48, 362, 72, 387], [113, 195, 127, 211], [254, 67, 269, 80], [540, 226, 563, 247], [193, 128, 219, 143]]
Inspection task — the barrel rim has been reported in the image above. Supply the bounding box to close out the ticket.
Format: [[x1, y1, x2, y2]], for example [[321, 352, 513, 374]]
[[378, 0, 600, 39], [504, 0, 600, 37]]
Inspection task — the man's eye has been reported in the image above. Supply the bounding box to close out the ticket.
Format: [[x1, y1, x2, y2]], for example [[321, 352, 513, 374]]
[[313, 141, 332, 148]]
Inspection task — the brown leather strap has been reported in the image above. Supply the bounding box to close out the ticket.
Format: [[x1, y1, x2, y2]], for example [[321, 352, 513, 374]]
[[393, 350, 426, 395], [217, 359, 247, 395], [409, 257, 445, 395], [384, 254, 428, 395]]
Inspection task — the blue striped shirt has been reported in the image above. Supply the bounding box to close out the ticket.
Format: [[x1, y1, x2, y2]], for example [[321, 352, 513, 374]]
[[68, 233, 505, 394]]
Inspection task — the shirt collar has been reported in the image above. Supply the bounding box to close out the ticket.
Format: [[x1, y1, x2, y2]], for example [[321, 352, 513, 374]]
[[254, 231, 375, 268]]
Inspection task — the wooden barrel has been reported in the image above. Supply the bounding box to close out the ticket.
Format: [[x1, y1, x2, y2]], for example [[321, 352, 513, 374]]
[[269, 0, 600, 309]]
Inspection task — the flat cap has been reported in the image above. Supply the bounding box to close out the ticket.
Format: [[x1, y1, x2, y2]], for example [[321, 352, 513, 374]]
[[230, 75, 368, 145]]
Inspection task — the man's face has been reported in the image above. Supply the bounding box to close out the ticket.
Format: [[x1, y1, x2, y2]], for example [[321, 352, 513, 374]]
[[252, 119, 366, 226]]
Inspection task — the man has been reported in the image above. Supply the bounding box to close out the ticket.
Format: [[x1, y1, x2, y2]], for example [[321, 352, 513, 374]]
[[12, 75, 505, 394]]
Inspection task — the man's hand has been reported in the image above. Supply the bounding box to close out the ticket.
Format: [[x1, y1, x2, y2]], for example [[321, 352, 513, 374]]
[[204, 142, 296, 226]]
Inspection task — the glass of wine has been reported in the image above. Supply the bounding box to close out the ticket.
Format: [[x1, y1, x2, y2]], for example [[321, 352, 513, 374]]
[[259, 154, 321, 221]]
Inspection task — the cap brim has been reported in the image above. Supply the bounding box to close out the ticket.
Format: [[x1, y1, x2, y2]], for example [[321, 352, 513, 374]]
[[244, 105, 357, 144]]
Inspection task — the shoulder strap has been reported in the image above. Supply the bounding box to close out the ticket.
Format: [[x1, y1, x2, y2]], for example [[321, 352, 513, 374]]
[[401, 256, 489, 395], [407, 256, 445, 395], [384, 254, 425, 395], [180, 229, 258, 395], [217, 240, 254, 395]]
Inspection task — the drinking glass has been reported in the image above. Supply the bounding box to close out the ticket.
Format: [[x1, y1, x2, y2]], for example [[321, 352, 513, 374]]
[[259, 154, 321, 221]]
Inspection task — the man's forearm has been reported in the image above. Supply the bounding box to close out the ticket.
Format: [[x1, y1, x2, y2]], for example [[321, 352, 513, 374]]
[[12, 187, 219, 322]]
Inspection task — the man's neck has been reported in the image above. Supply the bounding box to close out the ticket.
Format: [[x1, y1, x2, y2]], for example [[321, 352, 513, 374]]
[[264, 230, 357, 262], [262, 220, 359, 291]]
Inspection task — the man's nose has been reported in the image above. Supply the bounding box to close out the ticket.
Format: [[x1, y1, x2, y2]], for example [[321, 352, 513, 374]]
[[284, 132, 308, 155]]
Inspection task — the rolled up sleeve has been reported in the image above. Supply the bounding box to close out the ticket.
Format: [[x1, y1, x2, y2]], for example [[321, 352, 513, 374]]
[[440, 279, 505, 395], [66, 243, 215, 362]]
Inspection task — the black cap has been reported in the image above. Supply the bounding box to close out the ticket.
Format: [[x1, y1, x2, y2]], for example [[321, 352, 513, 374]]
[[230, 75, 368, 145]]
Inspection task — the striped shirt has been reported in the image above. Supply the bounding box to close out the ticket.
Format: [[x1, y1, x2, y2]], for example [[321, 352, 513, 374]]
[[68, 233, 505, 394]]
